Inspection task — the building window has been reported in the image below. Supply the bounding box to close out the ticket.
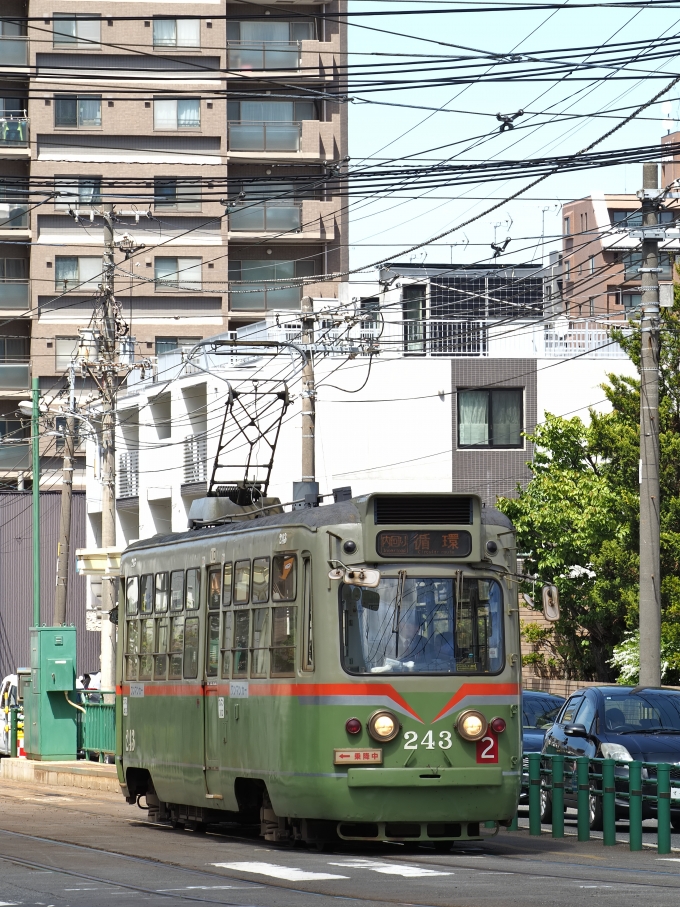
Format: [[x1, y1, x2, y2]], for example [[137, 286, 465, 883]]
[[564, 260, 570, 281], [0, 258, 27, 280], [227, 99, 318, 123], [227, 20, 316, 42], [154, 178, 201, 212], [0, 337, 28, 361], [228, 259, 314, 311], [457, 388, 523, 448], [589, 255, 595, 274], [0, 98, 26, 117], [153, 98, 200, 130], [564, 216, 570, 235], [623, 251, 672, 280], [153, 19, 200, 48], [53, 14, 101, 48], [54, 256, 102, 291], [55, 337, 79, 371], [54, 95, 102, 128], [402, 284, 425, 354], [155, 337, 201, 357], [155, 257, 202, 290], [0, 418, 26, 440], [589, 297, 595, 316], [54, 176, 102, 210]]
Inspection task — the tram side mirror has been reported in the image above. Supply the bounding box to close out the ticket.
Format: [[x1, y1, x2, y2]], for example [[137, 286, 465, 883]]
[[328, 567, 381, 588], [542, 584, 560, 622]]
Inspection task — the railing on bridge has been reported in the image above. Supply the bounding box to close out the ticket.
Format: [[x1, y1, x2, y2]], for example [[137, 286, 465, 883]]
[[517, 752, 677, 854]]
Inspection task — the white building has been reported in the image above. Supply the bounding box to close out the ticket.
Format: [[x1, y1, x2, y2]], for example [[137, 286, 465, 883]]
[[83, 263, 637, 617]]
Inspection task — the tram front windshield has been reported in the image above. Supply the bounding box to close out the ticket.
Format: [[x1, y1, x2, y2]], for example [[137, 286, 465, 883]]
[[341, 576, 503, 675]]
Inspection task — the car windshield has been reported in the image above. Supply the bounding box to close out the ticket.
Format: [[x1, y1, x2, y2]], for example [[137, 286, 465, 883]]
[[340, 575, 503, 675], [603, 691, 680, 733], [523, 697, 562, 729]]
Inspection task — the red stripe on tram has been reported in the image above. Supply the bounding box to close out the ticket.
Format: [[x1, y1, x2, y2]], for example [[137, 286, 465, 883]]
[[431, 683, 520, 723]]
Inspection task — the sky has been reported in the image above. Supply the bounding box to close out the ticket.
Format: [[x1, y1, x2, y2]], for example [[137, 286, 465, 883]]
[[345, 0, 680, 274]]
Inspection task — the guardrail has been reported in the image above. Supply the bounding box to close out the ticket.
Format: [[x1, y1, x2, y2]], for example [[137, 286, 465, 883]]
[[78, 691, 115, 762], [515, 752, 677, 853]]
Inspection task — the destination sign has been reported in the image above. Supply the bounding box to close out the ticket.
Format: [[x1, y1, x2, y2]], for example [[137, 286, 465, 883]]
[[376, 529, 472, 558]]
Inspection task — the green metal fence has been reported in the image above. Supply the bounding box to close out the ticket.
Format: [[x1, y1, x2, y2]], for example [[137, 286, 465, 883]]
[[517, 752, 678, 853], [77, 692, 115, 761]]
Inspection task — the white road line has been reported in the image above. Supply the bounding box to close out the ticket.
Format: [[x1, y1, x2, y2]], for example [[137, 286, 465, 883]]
[[329, 860, 451, 877], [212, 862, 349, 882], [157, 887, 261, 892], [658, 858, 680, 863]]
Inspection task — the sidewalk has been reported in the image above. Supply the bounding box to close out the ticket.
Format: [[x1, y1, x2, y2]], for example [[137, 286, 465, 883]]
[[0, 757, 120, 793]]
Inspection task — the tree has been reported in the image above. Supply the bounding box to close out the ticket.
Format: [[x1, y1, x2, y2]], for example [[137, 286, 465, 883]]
[[498, 298, 680, 683]]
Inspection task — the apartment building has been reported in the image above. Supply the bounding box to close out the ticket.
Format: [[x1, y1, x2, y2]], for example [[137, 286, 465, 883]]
[[0, 0, 347, 489], [560, 192, 679, 317]]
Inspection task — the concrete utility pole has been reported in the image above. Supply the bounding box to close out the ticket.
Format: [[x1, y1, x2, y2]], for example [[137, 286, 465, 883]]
[[300, 295, 316, 484], [31, 376, 40, 627], [54, 365, 76, 627], [638, 162, 662, 688]]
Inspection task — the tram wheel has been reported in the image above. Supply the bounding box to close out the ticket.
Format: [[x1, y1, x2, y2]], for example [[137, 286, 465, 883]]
[[431, 841, 452, 854], [540, 788, 553, 824]]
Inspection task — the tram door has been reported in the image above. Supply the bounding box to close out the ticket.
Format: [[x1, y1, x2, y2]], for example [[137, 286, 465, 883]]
[[204, 565, 225, 798]]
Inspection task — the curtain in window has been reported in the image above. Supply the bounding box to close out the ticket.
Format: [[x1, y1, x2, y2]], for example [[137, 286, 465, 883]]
[[177, 20, 200, 47], [55, 258, 78, 287], [177, 258, 202, 289], [153, 20, 176, 46], [492, 390, 522, 446], [154, 99, 177, 130], [458, 390, 489, 446], [177, 99, 200, 127], [77, 16, 101, 45], [78, 98, 101, 127], [241, 22, 289, 42], [78, 257, 103, 286], [241, 101, 293, 122], [155, 258, 178, 283], [79, 179, 101, 205]]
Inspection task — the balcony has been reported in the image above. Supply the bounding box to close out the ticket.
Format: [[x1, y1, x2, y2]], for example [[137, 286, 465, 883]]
[[229, 202, 301, 233], [0, 362, 30, 389], [0, 442, 29, 470], [0, 37, 28, 68], [230, 284, 302, 312], [0, 204, 29, 232], [228, 120, 301, 153], [0, 117, 29, 159], [227, 41, 300, 71], [0, 280, 29, 309]]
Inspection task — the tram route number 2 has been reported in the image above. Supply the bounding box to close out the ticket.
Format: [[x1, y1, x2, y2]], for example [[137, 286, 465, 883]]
[[125, 729, 136, 752], [403, 729, 499, 764]]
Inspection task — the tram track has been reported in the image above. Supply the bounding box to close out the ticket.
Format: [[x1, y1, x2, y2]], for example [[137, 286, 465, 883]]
[[2, 822, 680, 904]]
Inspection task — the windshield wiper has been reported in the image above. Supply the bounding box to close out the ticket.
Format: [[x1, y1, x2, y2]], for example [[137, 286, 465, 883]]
[[616, 728, 680, 735]]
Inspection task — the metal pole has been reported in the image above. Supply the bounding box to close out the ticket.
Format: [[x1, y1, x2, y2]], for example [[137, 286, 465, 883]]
[[300, 294, 316, 484], [100, 204, 117, 695], [628, 761, 643, 852], [638, 162, 662, 688], [551, 754, 565, 838], [528, 752, 541, 835], [54, 365, 76, 626], [576, 756, 590, 842], [657, 763, 671, 854], [602, 758, 616, 846], [31, 376, 40, 627]]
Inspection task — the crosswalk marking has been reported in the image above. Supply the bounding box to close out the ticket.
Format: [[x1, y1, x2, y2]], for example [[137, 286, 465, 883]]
[[212, 862, 349, 882], [329, 860, 451, 878]]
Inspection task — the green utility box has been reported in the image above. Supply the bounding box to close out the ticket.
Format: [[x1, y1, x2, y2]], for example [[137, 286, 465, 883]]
[[24, 626, 78, 761]]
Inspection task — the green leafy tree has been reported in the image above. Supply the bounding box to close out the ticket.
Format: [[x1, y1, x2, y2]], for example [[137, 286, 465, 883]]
[[498, 297, 680, 683]]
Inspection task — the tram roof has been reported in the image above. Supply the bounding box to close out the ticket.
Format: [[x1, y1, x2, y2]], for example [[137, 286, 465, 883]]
[[124, 496, 512, 556]]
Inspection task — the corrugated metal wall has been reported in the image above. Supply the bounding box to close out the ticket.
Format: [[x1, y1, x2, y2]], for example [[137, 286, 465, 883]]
[[0, 491, 100, 679]]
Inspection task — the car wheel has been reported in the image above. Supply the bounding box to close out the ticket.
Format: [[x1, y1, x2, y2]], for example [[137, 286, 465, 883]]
[[671, 815, 680, 832], [589, 791, 603, 831], [540, 786, 553, 823]]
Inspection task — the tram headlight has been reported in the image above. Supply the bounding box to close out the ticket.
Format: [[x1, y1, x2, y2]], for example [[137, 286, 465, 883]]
[[367, 710, 400, 743], [456, 709, 488, 742]]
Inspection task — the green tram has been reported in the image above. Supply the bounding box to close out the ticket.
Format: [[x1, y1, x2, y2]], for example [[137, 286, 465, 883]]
[[117, 493, 522, 845]]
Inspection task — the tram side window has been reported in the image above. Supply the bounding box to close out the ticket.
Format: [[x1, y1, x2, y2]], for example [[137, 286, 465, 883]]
[[272, 555, 296, 601], [220, 612, 233, 678], [155, 617, 169, 680], [155, 572, 169, 612], [140, 574, 153, 614], [169, 614, 185, 678], [125, 618, 139, 680], [234, 560, 250, 606], [184, 617, 200, 679], [170, 570, 184, 611], [208, 567, 221, 610], [252, 557, 270, 604], [206, 613, 219, 676], [251, 608, 270, 677], [232, 609, 250, 676], [126, 576, 139, 615], [271, 606, 296, 676], [223, 563, 232, 606], [186, 568, 200, 610], [139, 618, 155, 680]]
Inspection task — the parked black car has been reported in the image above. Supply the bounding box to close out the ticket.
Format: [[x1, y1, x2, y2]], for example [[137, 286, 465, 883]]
[[523, 691, 565, 753], [541, 686, 680, 830]]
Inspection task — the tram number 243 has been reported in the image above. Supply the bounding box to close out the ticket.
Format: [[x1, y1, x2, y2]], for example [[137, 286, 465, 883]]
[[403, 730, 499, 764], [125, 729, 136, 752]]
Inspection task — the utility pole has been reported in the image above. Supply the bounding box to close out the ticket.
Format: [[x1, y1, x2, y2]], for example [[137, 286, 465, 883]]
[[300, 295, 316, 486], [638, 162, 662, 688], [54, 365, 76, 627], [31, 376, 40, 628]]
